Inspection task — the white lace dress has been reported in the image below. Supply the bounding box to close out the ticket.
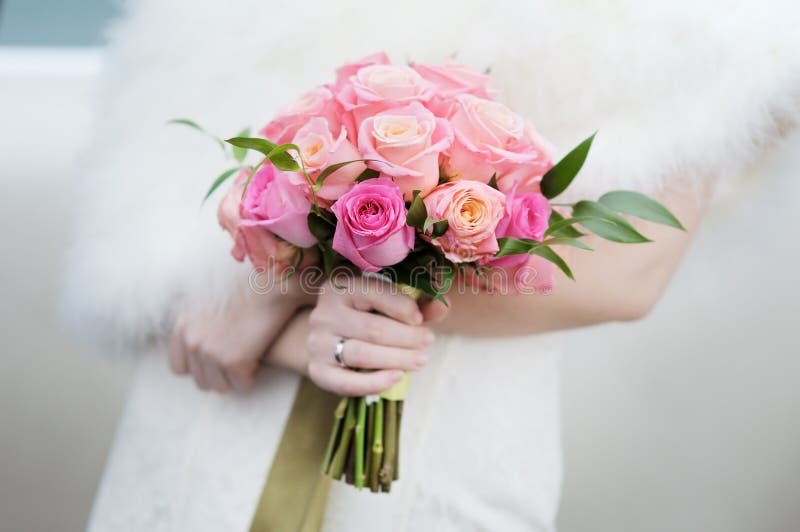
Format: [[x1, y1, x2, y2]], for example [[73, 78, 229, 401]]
[[63, 1, 799, 531]]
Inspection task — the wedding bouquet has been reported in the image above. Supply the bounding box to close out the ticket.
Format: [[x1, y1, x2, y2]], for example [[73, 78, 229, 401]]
[[173, 52, 682, 493]]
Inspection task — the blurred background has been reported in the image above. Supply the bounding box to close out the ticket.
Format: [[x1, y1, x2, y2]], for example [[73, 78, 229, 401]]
[[1, 1, 798, 531]]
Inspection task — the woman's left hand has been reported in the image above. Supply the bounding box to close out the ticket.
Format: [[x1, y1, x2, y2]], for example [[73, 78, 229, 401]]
[[168, 281, 314, 393]]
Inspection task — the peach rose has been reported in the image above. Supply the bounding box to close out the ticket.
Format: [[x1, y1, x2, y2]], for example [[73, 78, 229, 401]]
[[260, 86, 342, 143], [423, 180, 506, 263], [291, 117, 365, 202], [444, 94, 553, 192], [358, 102, 453, 201]]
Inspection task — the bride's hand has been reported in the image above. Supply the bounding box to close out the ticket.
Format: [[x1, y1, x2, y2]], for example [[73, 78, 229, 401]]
[[306, 276, 435, 396], [168, 281, 314, 393]]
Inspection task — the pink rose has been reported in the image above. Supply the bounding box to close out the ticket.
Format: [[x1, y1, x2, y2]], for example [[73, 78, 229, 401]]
[[238, 222, 301, 275], [217, 168, 249, 262], [331, 178, 414, 272], [476, 254, 555, 295], [291, 117, 365, 202], [358, 101, 453, 201], [444, 94, 553, 192], [495, 187, 551, 242], [423, 180, 506, 263], [333, 52, 391, 88], [481, 187, 554, 293], [240, 164, 316, 248], [260, 86, 342, 143], [411, 60, 496, 117], [412, 61, 493, 98], [336, 62, 437, 139]]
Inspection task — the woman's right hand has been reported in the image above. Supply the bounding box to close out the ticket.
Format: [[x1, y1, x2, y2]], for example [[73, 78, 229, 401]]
[[306, 275, 435, 396]]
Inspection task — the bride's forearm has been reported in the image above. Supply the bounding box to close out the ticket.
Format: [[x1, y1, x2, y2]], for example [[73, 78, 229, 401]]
[[262, 308, 312, 376], [436, 186, 711, 336]]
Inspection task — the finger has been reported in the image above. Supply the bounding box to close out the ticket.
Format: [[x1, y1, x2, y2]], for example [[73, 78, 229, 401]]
[[203, 361, 231, 393], [186, 350, 209, 390], [224, 359, 259, 393], [339, 338, 427, 371], [351, 278, 423, 325], [308, 363, 405, 397], [420, 297, 450, 324], [168, 333, 189, 374], [336, 308, 434, 349]]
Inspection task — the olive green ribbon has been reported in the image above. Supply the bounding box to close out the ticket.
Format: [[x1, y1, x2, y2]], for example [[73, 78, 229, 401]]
[[249, 377, 338, 532]]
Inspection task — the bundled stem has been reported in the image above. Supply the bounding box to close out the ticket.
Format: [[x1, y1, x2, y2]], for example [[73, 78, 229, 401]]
[[369, 399, 384, 492], [380, 400, 398, 492], [328, 399, 356, 480], [321, 398, 348, 474], [354, 398, 367, 489]]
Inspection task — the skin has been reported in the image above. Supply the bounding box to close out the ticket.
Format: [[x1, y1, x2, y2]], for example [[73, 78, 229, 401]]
[[168, 277, 315, 393], [170, 186, 709, 394]]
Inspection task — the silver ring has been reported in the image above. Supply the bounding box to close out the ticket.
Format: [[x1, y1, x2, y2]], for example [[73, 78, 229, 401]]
[[334, 338, 347, 367]]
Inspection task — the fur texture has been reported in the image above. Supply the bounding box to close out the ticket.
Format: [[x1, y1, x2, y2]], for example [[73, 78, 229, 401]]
[[61, 0, 800, 348]]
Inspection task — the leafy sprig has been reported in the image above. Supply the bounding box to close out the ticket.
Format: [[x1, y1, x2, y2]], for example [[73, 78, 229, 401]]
[[495, 133, 684, 280]]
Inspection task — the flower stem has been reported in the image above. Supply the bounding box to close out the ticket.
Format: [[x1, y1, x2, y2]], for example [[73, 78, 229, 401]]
[[321, 397, 348, 474], [364, 402, 375, 488], [369, 399, 384, 492], [393, 401, 403, 481], [328, 398, 356, 480], [354, 397, 367, 489], [380, 399, 398, 491]]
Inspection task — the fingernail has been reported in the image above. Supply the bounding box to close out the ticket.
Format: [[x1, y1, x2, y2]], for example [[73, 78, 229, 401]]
[[413, 312, 424, 325], [390, 370, 404, 381], [424, 330, 435, 345], [415, 353, 428, 367]]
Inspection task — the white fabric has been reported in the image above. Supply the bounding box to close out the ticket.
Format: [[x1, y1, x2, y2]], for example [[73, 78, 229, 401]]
[[62, 0, 800, 530], [89, 335, 562, 532]]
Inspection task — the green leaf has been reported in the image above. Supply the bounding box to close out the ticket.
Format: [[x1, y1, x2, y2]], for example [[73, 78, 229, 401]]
[[540, 237, 593, 251], [544, 216, 600, 238], [598, 190, 685, 230], [434, 263, 456, 299], [319, 242, 335, 278], [203, 166, 240, 203], [540, 132, 596, 199], [423, 217, 434, 234], [355, 168, 380, 183], [487, 173, 499, 190], [168, 118, 226, 152], [307, 211, 334, 243], [431, 220, 449, 238], [167, 118, 203, 130], [265, 143, 303, 172], [548, 209, 584, 238], [531, 245, 575, 280], [406, 190, 427, 229], [226, 137, 300, 171], [232, 127, 250, 163], [495, 237, 538, 257], [315, 159, 368, 190], [572, 200, 651, 243]]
